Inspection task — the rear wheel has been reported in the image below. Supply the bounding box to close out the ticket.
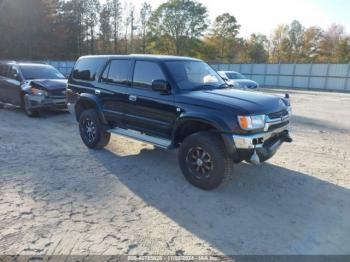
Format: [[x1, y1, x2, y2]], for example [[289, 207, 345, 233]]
[[178, 132, 233, 190], [79, 109, 110, 149]]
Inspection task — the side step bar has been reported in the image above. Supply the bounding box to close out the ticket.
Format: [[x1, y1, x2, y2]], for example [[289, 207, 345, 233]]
[[107, 127, 172, 149]]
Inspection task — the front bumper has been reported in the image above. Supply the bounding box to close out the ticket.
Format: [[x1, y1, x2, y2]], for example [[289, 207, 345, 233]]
[[232, 125, 290, 149], [231, 125, 292, 163], [26, 94, 67, 110]]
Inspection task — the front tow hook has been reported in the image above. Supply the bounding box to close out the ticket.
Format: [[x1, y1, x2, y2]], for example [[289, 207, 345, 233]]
[[282, 133, 293, 143]]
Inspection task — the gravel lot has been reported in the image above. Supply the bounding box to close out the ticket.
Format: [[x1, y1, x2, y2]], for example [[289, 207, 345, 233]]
[[0, 89, 349, 256]]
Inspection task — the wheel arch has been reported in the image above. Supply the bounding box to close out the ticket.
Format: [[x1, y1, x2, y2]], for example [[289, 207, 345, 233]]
[[172, 115, 236, 155], [75, 94, 107, 124]]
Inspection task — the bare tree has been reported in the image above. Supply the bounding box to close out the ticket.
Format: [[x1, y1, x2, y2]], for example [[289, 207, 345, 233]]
[[111, 0, 122, 53], [84, 0, 100, 54], [139, 2, 152, 53]]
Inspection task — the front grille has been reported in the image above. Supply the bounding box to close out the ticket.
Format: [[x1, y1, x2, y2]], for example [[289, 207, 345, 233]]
[[268, 109, 289, 120], [48, 90, 66, 97], [268, 120, 289, 132]]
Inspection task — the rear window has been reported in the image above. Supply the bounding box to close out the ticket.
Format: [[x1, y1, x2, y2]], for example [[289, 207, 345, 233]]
[[72, 57, 106, 81]]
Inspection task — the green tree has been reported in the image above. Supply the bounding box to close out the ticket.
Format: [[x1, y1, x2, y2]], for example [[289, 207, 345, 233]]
[[319, 23, 345, 62], [335, 37, 350, 63], [301, 26, 323, 62], [240, 34, 269, 63], [0, 0, 57, 59], [149, 0, 208, 55], [212, 13, 240, 60]]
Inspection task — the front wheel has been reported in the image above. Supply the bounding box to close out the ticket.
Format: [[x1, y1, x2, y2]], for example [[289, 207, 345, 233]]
[[178, 132, 233, 190], [21, 95, 39, 117], [79, 109, 110, 149]]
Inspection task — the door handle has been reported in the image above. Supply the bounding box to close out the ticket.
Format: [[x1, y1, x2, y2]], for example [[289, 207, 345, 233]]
[[129, 95, 137, 102], [95, 89, 101, 95]]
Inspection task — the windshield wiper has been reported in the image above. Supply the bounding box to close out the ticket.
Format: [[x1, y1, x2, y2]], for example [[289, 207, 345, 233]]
[[191, 83, 228, 91], [218, 83, 229, 89]]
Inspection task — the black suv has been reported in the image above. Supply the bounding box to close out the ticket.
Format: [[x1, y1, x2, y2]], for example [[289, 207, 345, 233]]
[[68, 55, 292, 190], [0, 61, 67, 116]]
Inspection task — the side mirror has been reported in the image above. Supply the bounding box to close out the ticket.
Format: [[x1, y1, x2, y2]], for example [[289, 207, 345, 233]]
[[74, 69, 91, 81], [152, 79, 170, 94]]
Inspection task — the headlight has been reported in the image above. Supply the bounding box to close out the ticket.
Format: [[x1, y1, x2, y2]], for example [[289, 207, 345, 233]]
[[238, 115, 266, 130], [31, 87, 47, 96]]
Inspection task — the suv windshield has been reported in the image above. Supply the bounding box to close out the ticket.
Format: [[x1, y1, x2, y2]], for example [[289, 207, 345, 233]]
[[20, 65, 65, 80], [165, 61, 226, 90], [226, 72, 246, 80]]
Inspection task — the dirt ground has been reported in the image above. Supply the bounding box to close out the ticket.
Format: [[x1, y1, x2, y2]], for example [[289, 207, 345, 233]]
[[0, 89, 349, 256]]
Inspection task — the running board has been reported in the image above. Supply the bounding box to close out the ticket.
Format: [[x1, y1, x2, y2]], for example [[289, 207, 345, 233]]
[[107, 127, 172, 149]]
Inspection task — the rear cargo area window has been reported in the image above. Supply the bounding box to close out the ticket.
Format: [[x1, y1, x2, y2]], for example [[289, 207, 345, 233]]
[[72, 58, 106, 81]]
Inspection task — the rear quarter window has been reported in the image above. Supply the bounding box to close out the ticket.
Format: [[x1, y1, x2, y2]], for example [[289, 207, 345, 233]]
[[0, 64, 9, 77], [72, 57, 107, 81]]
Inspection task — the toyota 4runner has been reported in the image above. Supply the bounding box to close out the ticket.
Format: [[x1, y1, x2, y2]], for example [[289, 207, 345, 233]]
[[67, 55, 292, 190]]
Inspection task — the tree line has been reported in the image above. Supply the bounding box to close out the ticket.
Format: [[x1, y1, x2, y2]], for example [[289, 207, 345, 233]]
[[0, 0, 350, 63]]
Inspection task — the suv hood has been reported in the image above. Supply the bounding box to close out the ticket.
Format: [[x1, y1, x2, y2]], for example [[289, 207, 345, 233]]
[[29, 79, 67, 91], [177, 88, 287, 115]]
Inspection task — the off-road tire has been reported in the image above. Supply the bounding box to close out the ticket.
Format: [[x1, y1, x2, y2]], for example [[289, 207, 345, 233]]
[[178, 132, 233, 190], [79, 109, 110, 149]]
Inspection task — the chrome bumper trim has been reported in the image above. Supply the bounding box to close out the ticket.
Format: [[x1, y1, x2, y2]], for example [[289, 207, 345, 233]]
[[232, 125, 290, 149]]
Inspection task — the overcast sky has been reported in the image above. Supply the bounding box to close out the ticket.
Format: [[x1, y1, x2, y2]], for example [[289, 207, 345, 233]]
[[117, 0, 350, 38]]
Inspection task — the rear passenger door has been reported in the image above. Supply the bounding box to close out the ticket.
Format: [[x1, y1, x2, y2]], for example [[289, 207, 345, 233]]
[[124, 60, 178, 138], [98, 59, 132, 126]]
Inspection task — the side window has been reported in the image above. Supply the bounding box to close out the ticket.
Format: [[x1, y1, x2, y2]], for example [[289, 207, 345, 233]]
[[0, 65, 9, 77], [9, 66, 20, 81], [101, 60, 131, 85], [72, 58, 106, 81], [133, 61, 166, 89], [101, 63, 110, 81]]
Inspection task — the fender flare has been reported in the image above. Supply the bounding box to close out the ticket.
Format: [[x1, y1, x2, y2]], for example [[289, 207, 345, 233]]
[[172, 113, 236, 155], [74, 93, 107, 124]]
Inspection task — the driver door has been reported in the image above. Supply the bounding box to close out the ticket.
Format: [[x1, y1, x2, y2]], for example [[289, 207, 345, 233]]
[[124, 60, 178, 138]]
